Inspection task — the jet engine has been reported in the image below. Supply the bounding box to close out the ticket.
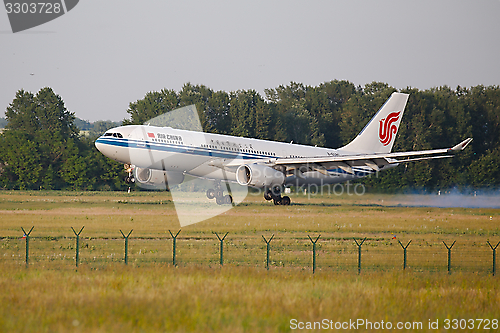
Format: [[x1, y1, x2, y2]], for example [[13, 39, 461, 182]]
[[236, 164, 285, 188], [134, 167, 184, 189]]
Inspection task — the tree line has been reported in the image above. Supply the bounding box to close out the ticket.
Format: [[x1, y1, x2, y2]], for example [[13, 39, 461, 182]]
[[0, 88, 124, 190], [1, 82, 499, 191]]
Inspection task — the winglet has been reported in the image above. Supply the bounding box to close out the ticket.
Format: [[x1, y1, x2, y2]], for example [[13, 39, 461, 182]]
[[449, 138, 473, 152]]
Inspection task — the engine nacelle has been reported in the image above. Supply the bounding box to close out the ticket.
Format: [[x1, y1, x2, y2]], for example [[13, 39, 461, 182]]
[[236, 164, 285, 188], [134, 167, 184, 189]]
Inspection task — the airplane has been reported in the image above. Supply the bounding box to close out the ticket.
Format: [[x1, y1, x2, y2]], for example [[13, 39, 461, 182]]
[[95, 92, 472, 206]]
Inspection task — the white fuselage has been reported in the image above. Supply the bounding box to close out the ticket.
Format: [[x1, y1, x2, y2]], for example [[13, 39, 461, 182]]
[[95, 125, 379, 187]]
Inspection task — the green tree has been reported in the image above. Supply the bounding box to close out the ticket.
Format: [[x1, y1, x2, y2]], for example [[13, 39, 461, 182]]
[[0, 87, 124, 190], [0, 131, 42, 189], [2, 88, 79, 189], [207, 91, 231, 134], [89, 121, 121, 138], [178, 83, 213, 132], [123, 89, 179, 125], [468, 148, 500, 188]]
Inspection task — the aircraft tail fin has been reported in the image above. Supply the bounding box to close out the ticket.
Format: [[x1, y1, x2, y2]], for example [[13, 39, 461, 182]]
[[340, 92, 409, 154]]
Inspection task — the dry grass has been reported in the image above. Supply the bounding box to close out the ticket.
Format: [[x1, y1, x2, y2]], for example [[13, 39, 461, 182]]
[[0, 265, 499, 332]]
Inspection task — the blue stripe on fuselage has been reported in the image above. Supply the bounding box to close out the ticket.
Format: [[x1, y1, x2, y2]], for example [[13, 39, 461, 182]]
[[95, 137, 268, 161]]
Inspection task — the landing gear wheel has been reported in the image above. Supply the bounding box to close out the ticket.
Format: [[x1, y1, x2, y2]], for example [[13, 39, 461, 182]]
[[209, 182, 233, 205], [223, 195, 233, 205], [206, 189, 216, 199], [271, 185, 282, 198], [273, 197, 282, 205], [281, 196, 291, 206], [264, 190, 273, 201]]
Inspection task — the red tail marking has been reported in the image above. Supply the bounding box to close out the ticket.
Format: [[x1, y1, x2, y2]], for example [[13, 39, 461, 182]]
[[378, 111, 401, 146]]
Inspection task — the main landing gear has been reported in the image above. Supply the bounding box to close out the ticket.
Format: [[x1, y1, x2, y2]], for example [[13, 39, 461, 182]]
[[206, 183, 233, 205], [264, 186, 291, 205]]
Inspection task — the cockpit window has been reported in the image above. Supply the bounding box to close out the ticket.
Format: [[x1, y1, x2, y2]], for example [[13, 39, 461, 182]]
[[104, 132, 123, 138]]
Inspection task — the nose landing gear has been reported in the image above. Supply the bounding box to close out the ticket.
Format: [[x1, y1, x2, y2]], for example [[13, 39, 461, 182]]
[[124, 164, 135, 183]]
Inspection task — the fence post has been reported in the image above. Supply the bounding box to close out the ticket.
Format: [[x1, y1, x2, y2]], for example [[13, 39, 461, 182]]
[[398, 240, 412, 270], [71, 226, 85, 268], [169, 230, 181, 266], [354, 237, 367, 274], [487, 241, 500, 276], [214, 232, 228, 266], [120, 230, 133, 265], [262, 234, 275, 270], [21, 227, 34, 267], [307, 235, 321, 274], [443, 241, 456, 274]]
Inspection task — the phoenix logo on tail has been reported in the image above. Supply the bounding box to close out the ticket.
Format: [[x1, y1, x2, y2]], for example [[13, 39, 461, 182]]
[[379, 111, 401, 146]]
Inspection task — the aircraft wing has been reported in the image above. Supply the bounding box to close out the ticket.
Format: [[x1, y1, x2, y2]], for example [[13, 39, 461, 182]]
[[271, 138, 472, 175]]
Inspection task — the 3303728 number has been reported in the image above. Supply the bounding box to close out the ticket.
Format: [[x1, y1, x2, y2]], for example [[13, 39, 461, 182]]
[[443, 319, 498, 330], [5, 3, 62, 14]]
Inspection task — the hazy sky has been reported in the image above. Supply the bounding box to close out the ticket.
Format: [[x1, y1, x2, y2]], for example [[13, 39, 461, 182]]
[[1, 0, 499, 122]]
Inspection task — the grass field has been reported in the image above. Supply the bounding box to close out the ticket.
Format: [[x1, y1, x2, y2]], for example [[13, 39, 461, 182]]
[[0, 191, 499, 332]]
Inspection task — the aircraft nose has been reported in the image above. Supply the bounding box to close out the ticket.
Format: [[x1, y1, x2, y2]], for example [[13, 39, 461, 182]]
[[95, 140, 103, 152], [95, 139, 107, 155]]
